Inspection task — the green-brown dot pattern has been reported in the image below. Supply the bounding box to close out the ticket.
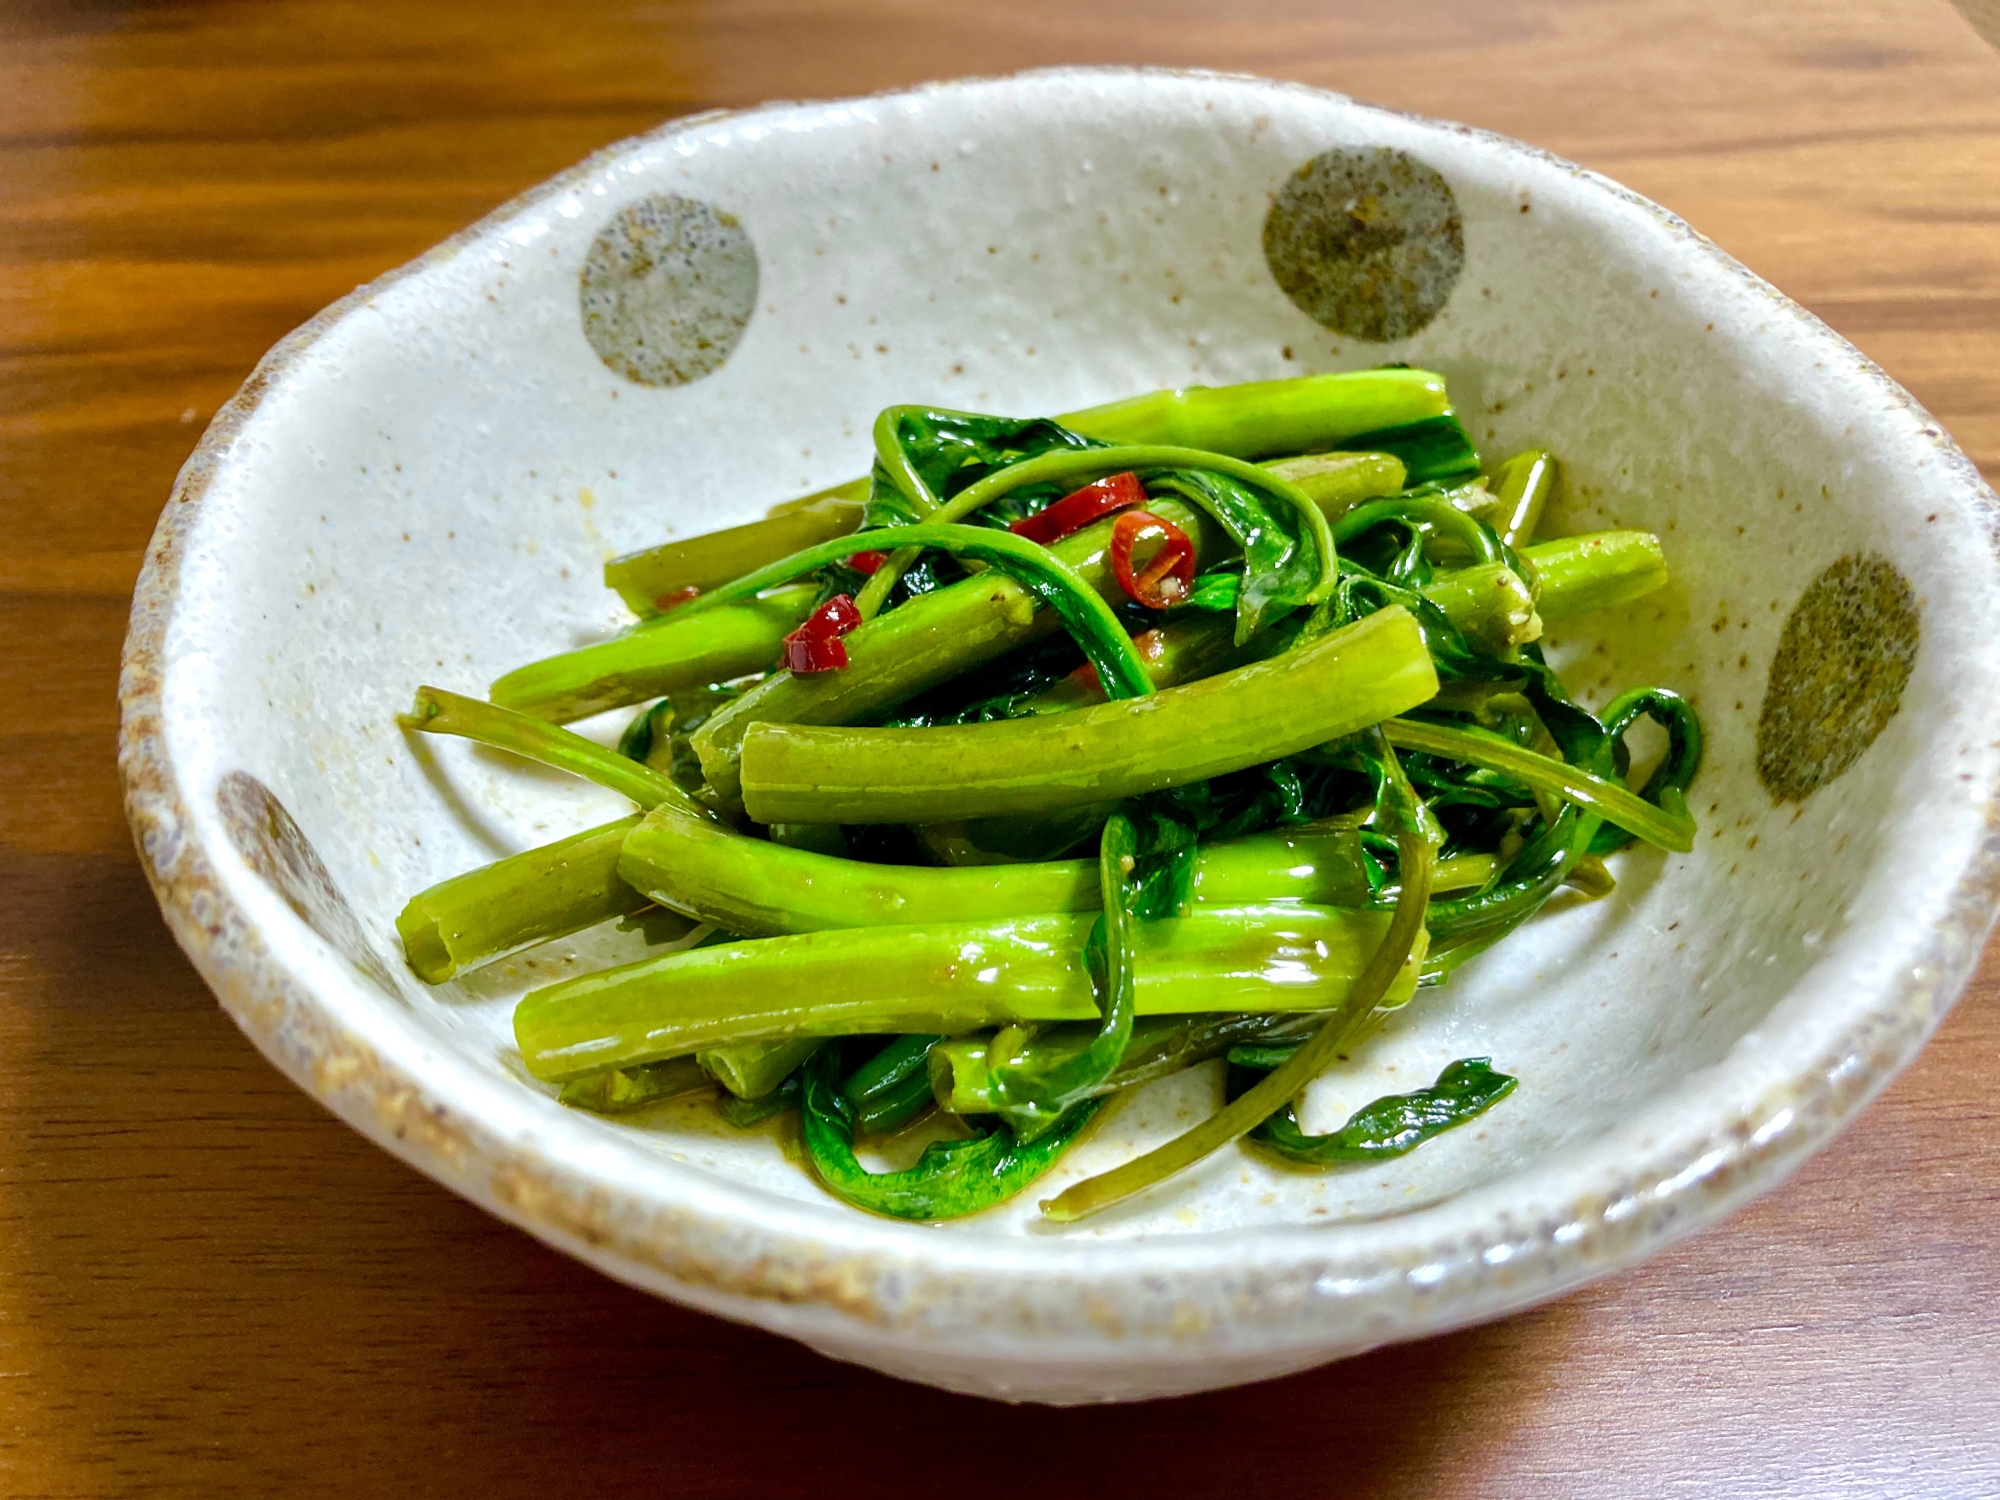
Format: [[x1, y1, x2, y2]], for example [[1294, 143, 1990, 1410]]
[[579, 195, 758, 387], [1756, 553, 1919, 803], [1262, 147, 1465, 342], [216, 770, 401, 993]]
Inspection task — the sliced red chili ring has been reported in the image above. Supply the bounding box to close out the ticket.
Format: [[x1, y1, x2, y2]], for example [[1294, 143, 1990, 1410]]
[[783, 592, 863, 674], [845, 549, 889, 575], [1108, 510, 1196, 610], [1008, 471, 1146, 546]]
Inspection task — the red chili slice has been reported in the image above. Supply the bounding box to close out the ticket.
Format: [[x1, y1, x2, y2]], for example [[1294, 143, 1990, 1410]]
[[845, 549, 889, 575], [804, 592, 862, 635], [1108, 510, 1196, 609], [1009, 471, 1146, 545], [786, 633, 849, 673], [783, 592, 862, 674]]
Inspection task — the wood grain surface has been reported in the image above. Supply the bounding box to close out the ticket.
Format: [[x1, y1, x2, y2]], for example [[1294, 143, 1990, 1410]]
[[5, 0, 1999, 1494]]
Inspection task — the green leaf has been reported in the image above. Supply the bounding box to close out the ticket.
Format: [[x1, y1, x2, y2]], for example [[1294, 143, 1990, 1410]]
[[1241, 1056, 1517, 1165], [1174, 570, 1242, 614], [842, 1034, 942, 1136], [1337, 413, 1482, 486], [866, 407, 1103, 526], [799, 1047, 1099, 1220], [1147, 468, 1328, 643]]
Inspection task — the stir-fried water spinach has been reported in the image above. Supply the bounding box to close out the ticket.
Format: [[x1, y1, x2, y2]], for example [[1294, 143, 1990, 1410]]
[[393, 370, 1701, 1222]]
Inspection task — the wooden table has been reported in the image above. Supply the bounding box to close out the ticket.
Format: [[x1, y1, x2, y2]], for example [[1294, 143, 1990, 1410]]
[[5, 0, 1998, 1492]]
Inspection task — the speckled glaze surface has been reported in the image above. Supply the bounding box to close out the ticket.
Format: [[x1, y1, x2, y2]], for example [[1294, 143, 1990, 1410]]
[[119, 69, 2000, 1403]]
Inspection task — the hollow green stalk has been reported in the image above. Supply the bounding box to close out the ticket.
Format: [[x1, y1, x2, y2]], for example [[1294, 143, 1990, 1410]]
[[557, 1056, 712, 1113], [1488, 451, 1557, 547], [396, 814, 656, 983], [513, 904, 1413, 1081], [399, 686, 706, 817], [1061, 368, 1452, 456], [604, 484, 867, 617], [698, 1038, 819, 1100], [1020, 612, 1251, 714], [489, 586, 814, 724], [1420, 564, 1541, 654], [1383, 716, 1696, 852], [1520, 529, 1666, 617], [1263, 452, 1408, 514], [737, 606, 1438, 825], [1429, 852, 1499, 894], [618, 811, 1371, 936], [930, 1011, 1329, 1114]]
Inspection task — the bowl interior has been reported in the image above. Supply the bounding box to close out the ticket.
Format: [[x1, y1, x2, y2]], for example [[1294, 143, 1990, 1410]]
[[149, 71, 2000, 1249]]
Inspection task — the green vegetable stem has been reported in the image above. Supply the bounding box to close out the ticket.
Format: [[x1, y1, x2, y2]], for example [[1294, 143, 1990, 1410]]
[[617, 811, 1371, 937], [489, 585, 816, 724], [929, 1011, 1328, 1115], [399, 686, 707, 817], [396, 814, 656, 982], [557, 1055, 712, 1113], [605, 485, 867, 617], [736, 606, 1439, 825], [1064, 368, 1455, 457], [698, 1038, 821, 1101], [1486, 451, 1557, 547], [1522, 529, 1665, 618], [1383, 716, 1696, 852], [512, 903, 1413, 1082]]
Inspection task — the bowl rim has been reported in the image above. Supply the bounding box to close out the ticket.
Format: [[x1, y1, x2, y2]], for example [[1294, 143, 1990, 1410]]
[[118, 65, 2000, 1383]]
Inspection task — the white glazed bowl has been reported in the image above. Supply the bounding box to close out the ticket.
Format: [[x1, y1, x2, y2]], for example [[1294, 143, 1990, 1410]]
[[121, 68, 2000, 1403]]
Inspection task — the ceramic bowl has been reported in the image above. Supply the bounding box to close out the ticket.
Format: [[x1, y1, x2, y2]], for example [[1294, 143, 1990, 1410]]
[[120, 67, 2000, 1403]]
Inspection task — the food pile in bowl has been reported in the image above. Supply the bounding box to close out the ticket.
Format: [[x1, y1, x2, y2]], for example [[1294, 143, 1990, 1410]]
[[394, 367, 1697, 1223]]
